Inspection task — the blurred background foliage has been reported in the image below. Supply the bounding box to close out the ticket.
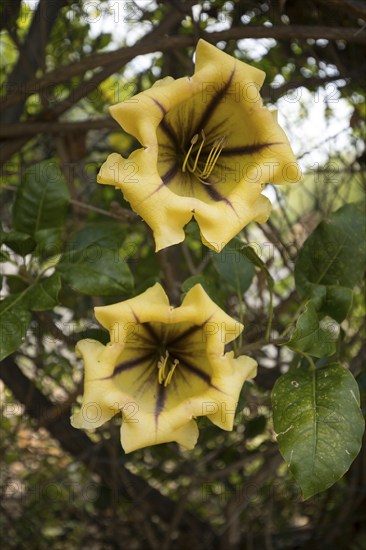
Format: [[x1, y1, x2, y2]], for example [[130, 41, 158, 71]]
[[0, 1, 365, 548]]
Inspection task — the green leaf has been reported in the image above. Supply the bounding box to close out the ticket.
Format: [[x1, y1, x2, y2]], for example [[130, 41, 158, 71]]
[[34, 228, 63, 257], [68, 222, 126, 252], [56, 248, 133, 296], [287, 301, 338, 358], [12, 161, 70, 239], [0, 272, 62, 359], [0, 229, 35, 256], [213, 239, 255, 294], [318, 285, 353, 324], [272, 363, 365, 499], [295, 203, 366, 322], [26, 273, 61, 311], [0, 295, 31, 361], [6, 275, 29, 294]]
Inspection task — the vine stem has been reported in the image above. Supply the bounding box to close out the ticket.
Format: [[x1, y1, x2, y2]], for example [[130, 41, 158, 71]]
[[295, 349, 317, 370], [265, 284, 274, 342], [236, 337, 287, 355]]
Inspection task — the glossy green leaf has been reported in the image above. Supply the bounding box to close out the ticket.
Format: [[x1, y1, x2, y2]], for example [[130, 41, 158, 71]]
[[34, 228, 63, 257], [295, 203, 365, 322], [272, 363, 364, 499], [12, 161, 70, 238], [287, 301, 338, 358], [56, 248, 133, 296], [68, 222, 126, 252], [213, 239, 255, 294], [0, 295, 31, 361], [6, 275, 29, 294], [27, 273, 62, 311], [0, 229, 35, 256], [318, 285, 353, 324]]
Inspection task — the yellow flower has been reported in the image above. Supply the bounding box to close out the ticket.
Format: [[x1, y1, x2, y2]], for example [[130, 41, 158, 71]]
[[98, 39, 301, 252], [71, 283, 257, 453]]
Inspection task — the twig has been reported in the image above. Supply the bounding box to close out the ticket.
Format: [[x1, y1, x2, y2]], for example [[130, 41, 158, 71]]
[[218, 451, 282, 540], [182, 242, 198, 275], [70, 199, 138, 223], [162, 485, 193, 550], [236, 338, 287, 355]]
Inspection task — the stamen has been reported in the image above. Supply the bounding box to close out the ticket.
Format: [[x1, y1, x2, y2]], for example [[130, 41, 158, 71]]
[[182, 134, 199, 173], [164, 359, 179, 387], [157, 350, 169, 384], [190, 130, 206, 172], [199, 136, 227, 179], [181, 131, 227, 183]]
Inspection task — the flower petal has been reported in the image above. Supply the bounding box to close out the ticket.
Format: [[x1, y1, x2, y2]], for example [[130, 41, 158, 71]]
[[109, 75, 199, 147], [194, 39, 265, 94], [217, 105, 302, 185], [98, 150, 195, 251], [197, 352, 257, 430], [195, 192, 272, 252], [94, 283, 170, 337], [121, 414, 199, 453], [177, 284, 243, 345], [71, 339, 125, 430]]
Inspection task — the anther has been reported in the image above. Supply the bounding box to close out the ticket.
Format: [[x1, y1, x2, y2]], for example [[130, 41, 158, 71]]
[[157, 351, 169, 384], [157, 352, 179, 386], [191, 130, 206, 172], [164, 359, 179, 387], [199, 135, 227, 179], [181, 131, 227, 182], [182, 134, 199, 172]]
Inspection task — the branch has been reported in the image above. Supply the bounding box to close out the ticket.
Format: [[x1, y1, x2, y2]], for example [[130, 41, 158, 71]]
[[1, 25, 365, 113], [3, 72, 359, 140], [210, 24, 366, 44], [0, 118, 119, 138], [0, 0, 67, 124], [70, 199, 139, 224], [261, 69, 366, 102]]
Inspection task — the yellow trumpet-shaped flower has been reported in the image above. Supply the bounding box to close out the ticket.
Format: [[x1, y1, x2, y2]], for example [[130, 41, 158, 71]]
[[98, 39, 301, 252], [71, 284, 257, 453]]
